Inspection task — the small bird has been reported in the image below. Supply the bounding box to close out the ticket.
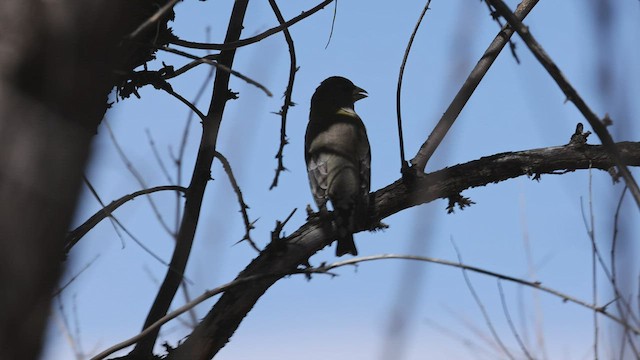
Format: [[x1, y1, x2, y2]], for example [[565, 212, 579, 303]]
[[305, 76, 371, 256]]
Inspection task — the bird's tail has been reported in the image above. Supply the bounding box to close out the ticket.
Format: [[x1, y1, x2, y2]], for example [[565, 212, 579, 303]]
[[334, 207, 358, 256], [336, 233, 358, 257]]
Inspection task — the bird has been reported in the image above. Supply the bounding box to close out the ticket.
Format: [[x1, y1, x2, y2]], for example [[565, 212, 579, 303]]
[[304, 76, 371, 256]]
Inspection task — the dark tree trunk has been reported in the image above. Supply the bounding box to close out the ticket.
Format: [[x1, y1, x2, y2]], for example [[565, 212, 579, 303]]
[[0, 1, 168, 358]]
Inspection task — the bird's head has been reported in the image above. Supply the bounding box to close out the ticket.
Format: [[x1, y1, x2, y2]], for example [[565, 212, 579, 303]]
[[310, 76, 367, 113]]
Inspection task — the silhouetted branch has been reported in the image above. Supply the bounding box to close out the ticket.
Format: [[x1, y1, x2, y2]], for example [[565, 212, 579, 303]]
[[214, 151, 258, 251], [162, 141, 640, 358], [95, 243, 640, 360], [411, 0, 539, 172], [127, 0, 180, 40], [486, 0, 640, 209], [131, 1, 251, 355], [162, 86, 206, 121], [497, 280, 534, 360], [160, 46, 273, 97], [165, 54, 220, 79], [105, 121, 176, 236], [397, 0, 431, 174], [65, 185, 186, 253], [171, 0, 335, 51], [268, 0, 298, 190]]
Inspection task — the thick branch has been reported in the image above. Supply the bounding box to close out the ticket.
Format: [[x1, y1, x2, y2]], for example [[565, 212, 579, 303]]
[[167, 141, 640, 359], [486, 0, 640, 208], [130, 0, 250, 357]]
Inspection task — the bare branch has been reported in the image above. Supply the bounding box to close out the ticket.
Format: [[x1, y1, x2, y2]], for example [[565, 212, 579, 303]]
[[94, 247, 640, 360], [450, 238, 515, 359], [411, 0, 539, 172], [397, 0, 432, 173], [497, 281, 534, 360], [160, 46, 273, 97], [165, 54, 220, 79], [162, 141, 640, 358], [486, 0, 640, 209], [161, 85, 206, 121], [214, 151, 259, 251], [65, 185, 186, 253], [316, 255, 640, 333], [171, 0, 335, 51], [53, 255, 100, 297], [131, 1, 251, 355], [268, 0, 298, 190], [127, 0, 180, 40], [146, 129, 174, 184], [104, 120, 176, 236]]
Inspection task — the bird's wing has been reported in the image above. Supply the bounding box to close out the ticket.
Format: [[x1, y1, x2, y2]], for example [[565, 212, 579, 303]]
[[307, 152, 329, 210]]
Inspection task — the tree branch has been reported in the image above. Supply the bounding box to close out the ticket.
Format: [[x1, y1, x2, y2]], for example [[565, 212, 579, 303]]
[[485, 0, 640, 209], [214, 151, 258, 251], [64, 185, 186, 255], [130, 0, 251, 356], [171, 0, 334, 51], [160, 46, 272, 97], [268, 0, 298, 190], [411, 0, 539, 172], [397, 0, 432, 173], [164, 141, 640, 359]]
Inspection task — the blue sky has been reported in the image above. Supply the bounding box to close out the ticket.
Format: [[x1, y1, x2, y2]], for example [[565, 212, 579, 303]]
[[45, 1, 639, 359]]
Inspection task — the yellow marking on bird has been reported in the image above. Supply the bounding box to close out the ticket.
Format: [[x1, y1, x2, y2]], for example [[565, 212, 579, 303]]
[[335, 107, 359, 118]]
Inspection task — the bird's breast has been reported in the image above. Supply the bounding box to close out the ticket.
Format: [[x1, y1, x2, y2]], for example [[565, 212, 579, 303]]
[[307, 122, 362, 158]]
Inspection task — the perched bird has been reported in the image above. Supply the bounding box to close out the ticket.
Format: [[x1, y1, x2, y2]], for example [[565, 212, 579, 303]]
[[305, 76, 371, 256]]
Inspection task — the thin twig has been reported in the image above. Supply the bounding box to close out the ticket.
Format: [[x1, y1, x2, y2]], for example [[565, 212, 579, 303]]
[[162, 86, 206, 121], [497, 280, 534, 360], [324, 0, 338, 49], [426, 317, 500, 358], [127, 0, 180, 40], [164, 54, 220, 80], [53, 255, 100, 297], [578, 190, 640, 331], [92, 252, 640, 360], [56, 295, 84, 360], [146, 129, 174, 184], [160, 46, 273, 97], [318, 255, 640, 333], [578, 175, 640, 355], [80, 177, 175, 271], [587, 166, 600, 360], [65, 185, 186, 252], [81, 176, 126, 249], [214, 151, 259, 251], [485, 0, 640, 209], [411, 0, 539, 172], [74, 182, 185, 277], [91, 271, 288, 360], [104, 120, 175, 236], [610, 187, 640, 358], [268, 0, 298, 190], [397, 0, 431, 173], [450, 238, 515, 359], [171, 0, 335, 51]]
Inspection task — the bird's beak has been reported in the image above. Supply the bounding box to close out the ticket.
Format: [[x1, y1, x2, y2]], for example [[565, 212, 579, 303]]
[[352, 86, 368, 102]]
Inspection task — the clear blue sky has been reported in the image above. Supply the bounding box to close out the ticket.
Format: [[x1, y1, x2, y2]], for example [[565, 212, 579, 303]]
[[45, 1, 640, 359]]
